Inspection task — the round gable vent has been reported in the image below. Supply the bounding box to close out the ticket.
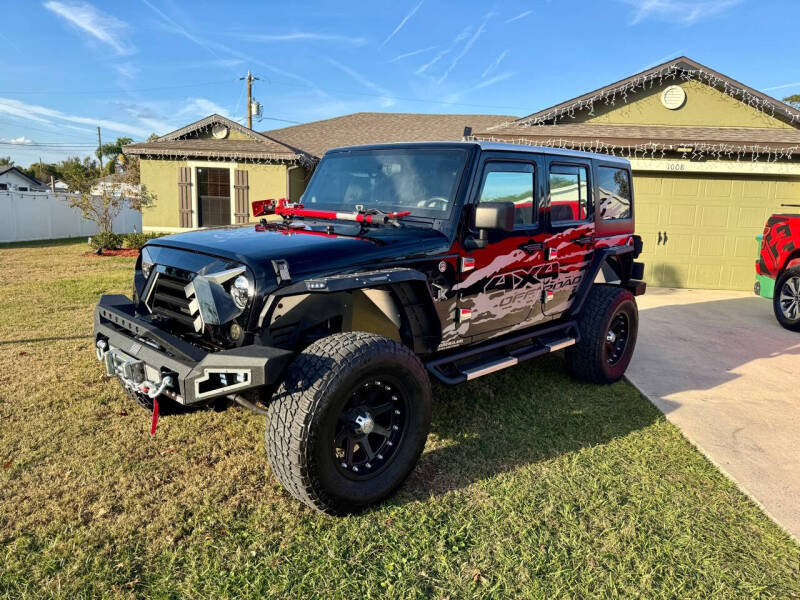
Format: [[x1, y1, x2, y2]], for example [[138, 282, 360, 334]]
[[661, 85, 686, 110], [211, 124, 229, 139]]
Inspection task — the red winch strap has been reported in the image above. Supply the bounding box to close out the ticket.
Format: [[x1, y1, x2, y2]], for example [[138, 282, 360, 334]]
[[150, 397, 159, 436]]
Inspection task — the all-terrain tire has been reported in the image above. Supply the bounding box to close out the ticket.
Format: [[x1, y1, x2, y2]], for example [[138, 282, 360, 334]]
[[566, 285, 638, 384], [266, 332, 432, 515], [773, 266, 800, 331]]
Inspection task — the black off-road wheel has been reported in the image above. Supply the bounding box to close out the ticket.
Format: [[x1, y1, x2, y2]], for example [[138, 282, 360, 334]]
[[773, 267, 800, 331], [566, 285, 638, 384], [266, 332, 432, 515]]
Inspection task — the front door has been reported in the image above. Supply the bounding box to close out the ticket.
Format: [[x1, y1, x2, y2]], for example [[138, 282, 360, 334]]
[[455, 156, 549, 340], [197, 167, 231, 226]]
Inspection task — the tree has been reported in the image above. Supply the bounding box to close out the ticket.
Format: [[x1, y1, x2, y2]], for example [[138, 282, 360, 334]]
[[0, 156, 13, 167], [60, 154, 156, 235], [96, 136, 134, 174], [783, 94, 800, 109]]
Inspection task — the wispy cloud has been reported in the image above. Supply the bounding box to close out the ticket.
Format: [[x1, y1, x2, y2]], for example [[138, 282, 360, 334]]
[[326, 59, 395, 108], [621, 0, 741, 25], [443, 72, 514, 104], [388, 45, 438, 63], [638, 49, 685, 71], [416, 27, 471, 75], [381, 0, 424, 47], [763, 82, 800, 92], [114, 63, 139, 79], [437, 12, 495, 84], [482, 49, 509, 79], [2, 136, 33, 145], [237, 32, 367, 45], [141, 0, 222, 59], [44, 1, 136, 55], [180, 98, 231, 119], [0, 97, 150, 137], [505, 10, 532, 24]]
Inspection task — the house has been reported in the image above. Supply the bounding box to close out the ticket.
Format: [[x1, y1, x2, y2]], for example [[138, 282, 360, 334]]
[[122, 113, 514, 232], [0, 166, 45, 192], [127, 56, 800, 291], [474, 57, 800, 291]]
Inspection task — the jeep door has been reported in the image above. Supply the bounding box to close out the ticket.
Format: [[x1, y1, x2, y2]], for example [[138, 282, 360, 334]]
[[542, 157, 595, 316], [454, 153, 547, 339]]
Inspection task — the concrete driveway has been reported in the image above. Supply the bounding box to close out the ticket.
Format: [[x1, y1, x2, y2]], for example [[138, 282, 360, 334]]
[[627, 287, 800, 541]]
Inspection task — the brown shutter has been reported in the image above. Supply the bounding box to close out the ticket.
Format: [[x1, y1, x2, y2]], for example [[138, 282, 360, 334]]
[[178, 166, 193, 228], [234, 169, 249, 224]]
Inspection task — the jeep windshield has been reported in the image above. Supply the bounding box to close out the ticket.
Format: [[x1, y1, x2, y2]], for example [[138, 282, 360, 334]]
[[301, 147, 469, 221]]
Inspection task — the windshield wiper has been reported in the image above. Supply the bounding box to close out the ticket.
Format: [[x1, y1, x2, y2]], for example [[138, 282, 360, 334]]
[[252, 198, 410, 230]]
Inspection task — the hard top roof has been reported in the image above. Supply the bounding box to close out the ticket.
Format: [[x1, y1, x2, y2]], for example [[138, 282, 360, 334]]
[[325, 140, 630, 165]]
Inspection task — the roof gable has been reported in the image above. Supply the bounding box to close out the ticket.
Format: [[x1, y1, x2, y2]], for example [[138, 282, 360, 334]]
[[0, 166, 43, 187], [508, 57, 800, 130], [156, 113, 273, 143]]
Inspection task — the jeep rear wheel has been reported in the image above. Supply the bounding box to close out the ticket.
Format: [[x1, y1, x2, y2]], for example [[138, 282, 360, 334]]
[[266, 332, 432, 514], [774, 267, 800, 331], [566, 285, 638, 384]]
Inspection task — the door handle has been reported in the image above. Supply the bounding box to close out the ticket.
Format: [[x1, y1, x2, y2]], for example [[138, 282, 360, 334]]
[[518, 241, 543, 254], [663, 231, 668, 245], [657, 231, 663, 245]]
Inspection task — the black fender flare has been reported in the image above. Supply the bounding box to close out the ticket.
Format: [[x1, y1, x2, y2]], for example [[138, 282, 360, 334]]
[[266, 268, 442, 354]]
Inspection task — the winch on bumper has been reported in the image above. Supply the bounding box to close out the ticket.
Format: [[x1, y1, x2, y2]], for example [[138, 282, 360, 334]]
[[94, 294, 293, 405]]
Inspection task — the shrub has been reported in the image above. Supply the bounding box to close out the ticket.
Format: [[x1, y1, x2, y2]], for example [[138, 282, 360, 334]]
[[89, 232, 123, 250], [122, 232, 167, 249]]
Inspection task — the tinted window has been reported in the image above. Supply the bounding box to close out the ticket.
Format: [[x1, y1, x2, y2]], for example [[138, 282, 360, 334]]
[[597, 167, 632, 220], [550, 164, 590, 223], [303, 148, 468, 219], [197, 167, 230, 198], [479, 164, 534, 225]]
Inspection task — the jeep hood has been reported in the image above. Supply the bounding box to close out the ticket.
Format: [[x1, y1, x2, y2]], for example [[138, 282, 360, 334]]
[[147, 224, 450, 283]]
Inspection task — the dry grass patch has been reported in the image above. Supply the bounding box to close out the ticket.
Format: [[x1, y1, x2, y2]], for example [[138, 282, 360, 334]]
[[1, 239, 798, 599]]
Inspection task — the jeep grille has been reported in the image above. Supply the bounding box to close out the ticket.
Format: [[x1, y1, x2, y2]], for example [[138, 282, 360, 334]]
[[148, 271, 200, 332]]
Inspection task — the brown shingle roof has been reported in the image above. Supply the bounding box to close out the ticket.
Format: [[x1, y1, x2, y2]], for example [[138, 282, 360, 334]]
[[262, 112, 516, 158], [478, 123, 800, 151]]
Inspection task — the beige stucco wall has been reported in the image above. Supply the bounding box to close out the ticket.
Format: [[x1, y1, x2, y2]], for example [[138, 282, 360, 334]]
[[140, 159, 184, 229], [139, 158, 288, 230], [586, 79, 793, 129]]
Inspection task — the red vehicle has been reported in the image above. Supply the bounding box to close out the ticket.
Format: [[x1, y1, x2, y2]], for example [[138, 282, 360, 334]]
[[756, 207, 800, 330]]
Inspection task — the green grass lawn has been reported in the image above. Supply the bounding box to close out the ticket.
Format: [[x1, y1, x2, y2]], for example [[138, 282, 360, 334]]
[[0, 239, 798, 599]]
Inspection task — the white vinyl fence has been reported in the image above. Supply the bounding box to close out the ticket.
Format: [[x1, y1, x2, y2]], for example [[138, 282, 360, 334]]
[[0, 190, 142, 243]]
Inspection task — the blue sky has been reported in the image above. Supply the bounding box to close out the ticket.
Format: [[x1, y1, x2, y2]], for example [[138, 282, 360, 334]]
[[2, 0, 800, 167]]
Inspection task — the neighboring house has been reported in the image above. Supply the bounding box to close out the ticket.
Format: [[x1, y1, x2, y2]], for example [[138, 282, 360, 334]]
[[123, 113, 513, 232], [474, 56, 800, 291], [0, 166, 45, 192], [51, 178, 69, 192], [90, 174, 140, 197]]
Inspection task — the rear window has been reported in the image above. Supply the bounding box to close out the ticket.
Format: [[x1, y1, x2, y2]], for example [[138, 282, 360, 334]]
[[597, 167, 632, 221]]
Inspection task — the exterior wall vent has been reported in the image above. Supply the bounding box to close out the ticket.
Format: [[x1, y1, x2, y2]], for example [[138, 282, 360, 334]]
[[661, 85, 687, 110]]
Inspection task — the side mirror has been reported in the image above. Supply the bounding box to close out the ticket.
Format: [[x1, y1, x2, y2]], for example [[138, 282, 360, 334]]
[[474, 202, 515, 232]]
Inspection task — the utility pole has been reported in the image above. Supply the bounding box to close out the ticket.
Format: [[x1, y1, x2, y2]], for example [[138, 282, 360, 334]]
[[96, 126, 103, 171], [240, 71, 260, 129]]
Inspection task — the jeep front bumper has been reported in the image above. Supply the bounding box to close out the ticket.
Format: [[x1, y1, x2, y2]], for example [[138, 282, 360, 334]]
[[93, 294, 293, 405]]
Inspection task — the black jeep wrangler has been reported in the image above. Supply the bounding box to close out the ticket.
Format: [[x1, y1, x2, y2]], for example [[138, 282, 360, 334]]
[[94, 141, 645, 514]]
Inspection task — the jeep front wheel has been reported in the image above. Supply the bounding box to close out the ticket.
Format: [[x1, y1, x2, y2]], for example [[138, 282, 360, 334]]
[[774, 267, 800, 331], [566, 285, 638, 384], [265, 332, 432, 514]]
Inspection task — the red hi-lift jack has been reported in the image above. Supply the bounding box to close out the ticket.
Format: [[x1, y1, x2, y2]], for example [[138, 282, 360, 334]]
[[251, 198, 410, 228]]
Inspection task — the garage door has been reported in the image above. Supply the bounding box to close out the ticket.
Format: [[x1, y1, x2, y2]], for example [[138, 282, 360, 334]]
[[633, 173, 800, 290]]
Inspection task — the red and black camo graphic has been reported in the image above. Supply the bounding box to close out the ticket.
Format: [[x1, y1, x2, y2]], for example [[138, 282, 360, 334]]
[[758, 215, 800, 278]]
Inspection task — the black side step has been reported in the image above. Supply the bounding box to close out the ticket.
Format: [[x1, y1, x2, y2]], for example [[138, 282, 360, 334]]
[[425, 321, 579, 385]]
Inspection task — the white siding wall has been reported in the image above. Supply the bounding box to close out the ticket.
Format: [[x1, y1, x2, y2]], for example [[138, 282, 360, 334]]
[[0, 190, 142, 243]]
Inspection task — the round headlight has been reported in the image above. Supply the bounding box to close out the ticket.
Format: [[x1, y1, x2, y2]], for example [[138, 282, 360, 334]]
[[231, 275, 251, 309]]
